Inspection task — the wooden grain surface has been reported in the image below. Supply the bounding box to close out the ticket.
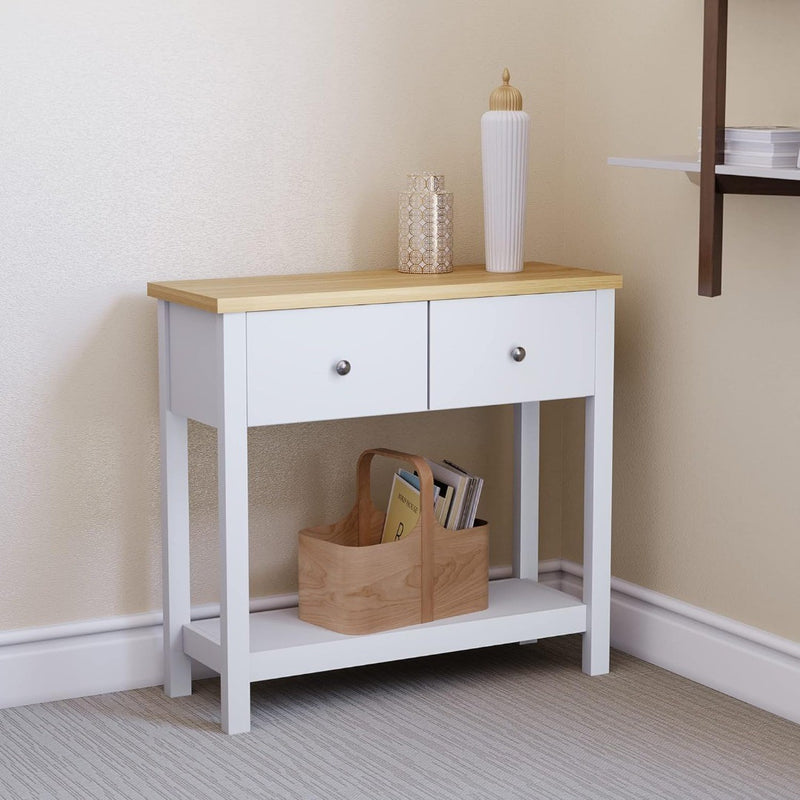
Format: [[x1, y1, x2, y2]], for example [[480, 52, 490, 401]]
[[148, 262, 623, 313], [297, 518, 489, 636], [297, 447, 490, 635], [698, 0, 727, 297]]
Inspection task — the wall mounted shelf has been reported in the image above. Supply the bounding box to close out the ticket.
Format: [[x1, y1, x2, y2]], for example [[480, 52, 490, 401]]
[[609, 0, 800, 297], [609, 156, 800, 184], [609, 156, 700, 174]]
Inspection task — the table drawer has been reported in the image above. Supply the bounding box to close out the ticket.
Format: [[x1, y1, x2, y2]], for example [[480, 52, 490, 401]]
[[247, 302, 428, 425], [429, 292, 596, 409]]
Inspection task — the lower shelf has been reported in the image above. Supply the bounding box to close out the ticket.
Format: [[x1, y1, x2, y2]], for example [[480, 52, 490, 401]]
[[183, 578, 586, 683]]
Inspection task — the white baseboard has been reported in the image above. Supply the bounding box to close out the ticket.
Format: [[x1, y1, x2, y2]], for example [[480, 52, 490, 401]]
[[0, 626, 165, 709], [0, 566, 514, 710], [555, 561, 800, 726], [2, 561, 799, 726], [0, 597, 297, 709]]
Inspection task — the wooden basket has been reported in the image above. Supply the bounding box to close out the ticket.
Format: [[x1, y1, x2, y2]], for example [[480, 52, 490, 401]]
[[298, 448, 489, 635]]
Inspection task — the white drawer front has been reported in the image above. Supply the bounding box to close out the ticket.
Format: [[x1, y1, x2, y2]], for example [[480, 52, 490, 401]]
[[429, 292, 596, 409], [247, 302, 428, 425]]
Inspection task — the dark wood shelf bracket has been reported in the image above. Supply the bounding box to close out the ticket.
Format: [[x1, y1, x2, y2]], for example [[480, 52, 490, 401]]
[[699, 0, 728, 297], [716, 175, 800, 197]]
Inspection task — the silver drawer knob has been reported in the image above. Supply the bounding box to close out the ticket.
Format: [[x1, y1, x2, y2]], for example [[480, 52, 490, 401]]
[[511, 346, 526, 363], [335, 359, 351, 376]]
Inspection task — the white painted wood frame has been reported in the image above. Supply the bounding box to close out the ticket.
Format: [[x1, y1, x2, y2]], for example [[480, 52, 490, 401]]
[[156, 282, 617, 733], [157, 301, 192, 698], [582, 290, 615, 675], [513, 400, 541, 645], [216, 313, 251, 735], [513, 401, 540, 583]]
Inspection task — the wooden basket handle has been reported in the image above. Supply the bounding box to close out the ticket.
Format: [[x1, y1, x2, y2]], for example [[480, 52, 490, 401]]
[[356, 448, 436, 623]]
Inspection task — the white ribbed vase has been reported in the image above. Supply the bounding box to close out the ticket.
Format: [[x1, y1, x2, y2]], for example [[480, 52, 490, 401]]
[[481, 110, 530, 273]]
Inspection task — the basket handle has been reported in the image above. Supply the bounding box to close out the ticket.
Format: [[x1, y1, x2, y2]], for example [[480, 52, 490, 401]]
[[356, 448, 436, 624]]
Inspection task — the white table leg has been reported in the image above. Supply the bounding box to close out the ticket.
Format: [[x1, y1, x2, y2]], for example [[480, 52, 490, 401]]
[[514, 401, 540, 645], [513, 401, 540, 581], [158, 301, 193, 698], [582, 289, 615, 676], [217, 312, 251, 734]]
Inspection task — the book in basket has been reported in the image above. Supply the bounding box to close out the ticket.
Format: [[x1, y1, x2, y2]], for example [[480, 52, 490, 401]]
[[425, 458, 483, 530], [381, 472, 422, 543]]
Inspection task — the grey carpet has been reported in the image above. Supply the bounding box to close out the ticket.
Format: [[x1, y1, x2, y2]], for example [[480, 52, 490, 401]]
[[0, 635, 798, 800]]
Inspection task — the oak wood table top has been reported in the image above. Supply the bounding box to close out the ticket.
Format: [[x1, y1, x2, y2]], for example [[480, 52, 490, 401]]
[[147, 262, 623, 313]]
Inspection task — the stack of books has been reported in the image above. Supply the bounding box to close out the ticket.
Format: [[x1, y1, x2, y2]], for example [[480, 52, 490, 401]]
[[698, 126, 800, 168], [381, 457, 484, 544]]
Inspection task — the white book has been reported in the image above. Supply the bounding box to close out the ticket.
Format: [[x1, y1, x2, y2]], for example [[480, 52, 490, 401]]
[[443, 459, 483, 529], [699, 125, 800, 142], [724, 152, 799, 168], [725, 126, 800, 143], [425, 458, 470, 530], [466, 477, 484, 529], [724, 140, 800, 155]]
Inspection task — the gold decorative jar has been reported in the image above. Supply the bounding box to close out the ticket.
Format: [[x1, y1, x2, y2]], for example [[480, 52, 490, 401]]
[[397, 173, 453, 273]]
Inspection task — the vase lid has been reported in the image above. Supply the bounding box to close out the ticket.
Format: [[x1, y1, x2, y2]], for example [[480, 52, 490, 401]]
[[406, 173, 446, 193], [489, 68, 523, 111]]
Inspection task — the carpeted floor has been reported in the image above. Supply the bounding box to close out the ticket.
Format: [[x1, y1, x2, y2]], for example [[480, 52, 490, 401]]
[[0, 635, 798, 800]]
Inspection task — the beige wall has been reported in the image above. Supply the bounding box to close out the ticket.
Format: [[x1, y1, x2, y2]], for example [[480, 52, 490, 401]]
[[0, 0, 566, 630], [560, 0, 800, 642], [4, 1, 798, 645]]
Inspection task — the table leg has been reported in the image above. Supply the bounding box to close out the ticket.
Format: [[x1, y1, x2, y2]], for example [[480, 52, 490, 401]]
[[217, 312, 251, 734], [513, 401, 540, 581], [582, 289, 615, 676], [513, 401, 540, 645], [158, 301, 192, 698]]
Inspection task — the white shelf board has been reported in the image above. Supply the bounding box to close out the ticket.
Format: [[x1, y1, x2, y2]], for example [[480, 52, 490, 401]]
[[183, 578, 587, 682], [609, 155, 800, 181], [608, 155, 699, 173]]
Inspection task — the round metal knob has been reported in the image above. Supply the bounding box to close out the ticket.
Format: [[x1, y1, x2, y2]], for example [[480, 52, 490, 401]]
[[335, 359, 351, 376], [511, 346, 526, 363]]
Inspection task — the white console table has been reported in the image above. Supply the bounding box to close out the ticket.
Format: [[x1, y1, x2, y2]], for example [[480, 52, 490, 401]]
[[148, 262, 622, 734]]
